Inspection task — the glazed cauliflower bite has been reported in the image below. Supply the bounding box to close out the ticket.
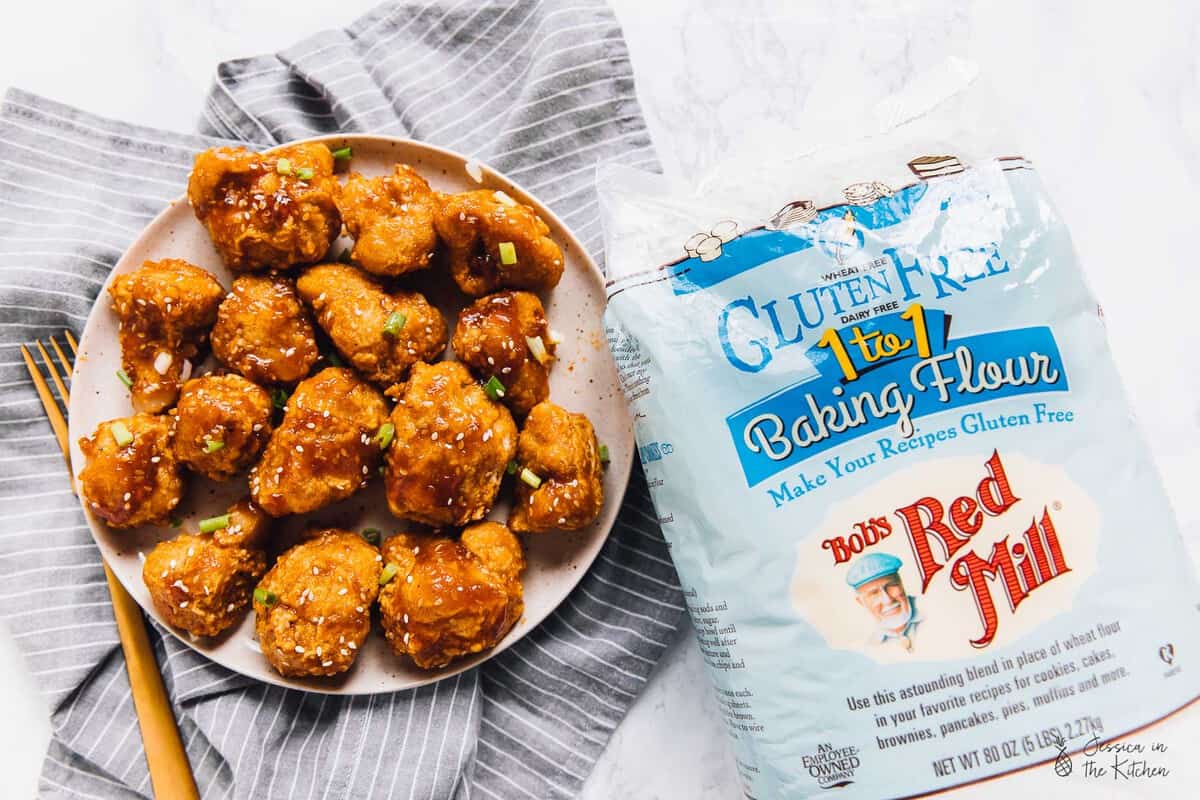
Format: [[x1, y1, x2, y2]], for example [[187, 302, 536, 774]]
[[434, 190, 564, 296], [296, 263, 447, 388], [250, 368, 389, 517], [385, 361, 517, 526], [211, 274, 319, 384], [187, 144, 340, 272], [142, 500, 270, 638], [253, 530, 382, 678], [108, 259, 224, 413], [78, 413, 183, 529], [336, 164, 439, 276], [451, 291, 556, 417], [173, 374, 273, 481], [509, 402, 604, 533], [378, 523, 524, 669], [214, 497, 272, 549]]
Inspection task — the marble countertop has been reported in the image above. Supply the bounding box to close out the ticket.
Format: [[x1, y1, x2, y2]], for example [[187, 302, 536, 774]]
[[3, 1, 1199, 798]]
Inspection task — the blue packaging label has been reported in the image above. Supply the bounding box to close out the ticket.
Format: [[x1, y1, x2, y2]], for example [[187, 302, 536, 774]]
[[604, 158, 1200, 798]]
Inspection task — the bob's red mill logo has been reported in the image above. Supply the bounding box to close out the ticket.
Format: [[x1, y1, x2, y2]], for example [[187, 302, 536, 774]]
[[823, 450, 1070, 647]]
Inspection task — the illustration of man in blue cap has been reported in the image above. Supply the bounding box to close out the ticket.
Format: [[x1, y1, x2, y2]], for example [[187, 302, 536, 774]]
[[846, 553, 922, 652]]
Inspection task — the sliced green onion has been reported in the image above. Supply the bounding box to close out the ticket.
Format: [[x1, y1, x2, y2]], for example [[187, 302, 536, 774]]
[[253, 587, 277, 606], [382, 312, 407, 337], [519, 468, 542, 489], [271, 388, 290, 409], [483, 375, 506, 401], [199, 514, 230, 534], [110, 421, 134, 447], [295, 166, 315, 180], [204, 438, 225, 454], [506, 460, 519, 476], [361, 528, 381, 546], [379, 562, 400, 586], [116, 368, 134, 388], [375, 422, 395, 450], [498, 241, 517, 266], [526, 335, 549, 365], [331, 146, 353, 160], [275, 158, 292, 175], [599, 443, 610, 464]]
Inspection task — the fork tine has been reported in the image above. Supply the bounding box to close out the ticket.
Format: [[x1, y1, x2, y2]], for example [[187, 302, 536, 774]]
[[64, 329, 79, 357], [36, 340, 70, 406], [20, 345, 71, 472], [50, 334, 74, 376]]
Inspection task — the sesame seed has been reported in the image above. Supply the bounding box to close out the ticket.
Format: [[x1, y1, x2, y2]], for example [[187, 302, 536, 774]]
[[295, 646, 305, 653]]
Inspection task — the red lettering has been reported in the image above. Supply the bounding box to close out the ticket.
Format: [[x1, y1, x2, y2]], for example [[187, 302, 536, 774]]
[[950, 536, 1027, 648], [949, 509, 1070, 648], [978, 449, 1020, 515], [895, 497, 969, 592], [823, 537, 853, 564], [949, 496, 982, 534]]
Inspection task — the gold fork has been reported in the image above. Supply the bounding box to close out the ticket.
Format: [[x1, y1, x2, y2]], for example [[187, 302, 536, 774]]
[[21, 332, 200, 800]]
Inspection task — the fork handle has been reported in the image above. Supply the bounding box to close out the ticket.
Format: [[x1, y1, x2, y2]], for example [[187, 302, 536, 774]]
[[103, 563, 200, 800]]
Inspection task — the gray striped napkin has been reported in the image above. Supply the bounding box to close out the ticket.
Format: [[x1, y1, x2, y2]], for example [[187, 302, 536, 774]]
[[0, 2, 684, 797]]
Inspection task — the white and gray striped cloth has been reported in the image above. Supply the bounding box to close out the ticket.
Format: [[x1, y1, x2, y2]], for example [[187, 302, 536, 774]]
[[0, 2, 684, 797]]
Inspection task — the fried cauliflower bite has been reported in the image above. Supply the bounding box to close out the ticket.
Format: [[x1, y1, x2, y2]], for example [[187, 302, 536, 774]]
[[172, 374, 273, 481], [296, 263, 447, 387], [378, 524, 524, 669], [451, 291, 556, 417], [78, 414, 183, 529], [213, 498, 272, 549], [336, 165, 439, 276], [211, 274, 319, 384], [142, 518, 268, 638], [253, 530, 382, 678], [434, 190, 564, 296], [187, 144, 340, 272], [108, 259, 225, 413], [384, 362, 517, 526], [509, 402, 604, 533], [250, 368, 389, 517]]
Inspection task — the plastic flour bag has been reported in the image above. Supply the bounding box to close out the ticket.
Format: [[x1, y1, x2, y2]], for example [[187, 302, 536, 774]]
[[598, 63, 1200, 798]]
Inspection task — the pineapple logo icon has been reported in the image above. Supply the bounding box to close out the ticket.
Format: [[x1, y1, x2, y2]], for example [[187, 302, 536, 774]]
[[1049, 730, 1073, 777]]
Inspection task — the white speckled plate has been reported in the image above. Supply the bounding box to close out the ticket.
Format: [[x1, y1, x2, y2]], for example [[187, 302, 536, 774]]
[[66, 135, 633, 695]]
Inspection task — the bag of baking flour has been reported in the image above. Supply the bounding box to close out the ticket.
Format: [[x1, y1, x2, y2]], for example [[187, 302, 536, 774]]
[[598, 65, 1200, 798]]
